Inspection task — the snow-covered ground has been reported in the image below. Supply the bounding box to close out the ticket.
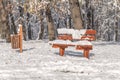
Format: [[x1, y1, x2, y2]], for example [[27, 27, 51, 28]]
[[0, 39, 120, 80]]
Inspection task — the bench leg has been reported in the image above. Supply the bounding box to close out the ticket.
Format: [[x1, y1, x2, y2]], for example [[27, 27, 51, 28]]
[[59, 47, 65, 56], [83, 49, 90, 59]]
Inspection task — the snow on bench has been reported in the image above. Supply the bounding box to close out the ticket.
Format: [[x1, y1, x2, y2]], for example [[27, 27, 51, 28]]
[[49, 40, 92, 59], [49, 40, 92, 45], [57, 28, 96, 41]]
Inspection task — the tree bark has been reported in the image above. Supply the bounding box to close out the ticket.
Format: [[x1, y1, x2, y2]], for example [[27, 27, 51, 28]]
[[46, 4, 55, 40], [69, 0, 83, 29], [0, 0, 7, 39]]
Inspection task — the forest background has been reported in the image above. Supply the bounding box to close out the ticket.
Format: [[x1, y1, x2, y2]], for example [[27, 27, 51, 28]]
[[0, 0, 120, 42]]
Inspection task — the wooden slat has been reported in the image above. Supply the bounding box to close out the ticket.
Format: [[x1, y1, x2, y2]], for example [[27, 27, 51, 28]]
[[58, 34, 72, 40], [76, 45, 93, 50], [85, 30, 96, 35], [57, 29, 96, 41], [11, 34, 20, 49]]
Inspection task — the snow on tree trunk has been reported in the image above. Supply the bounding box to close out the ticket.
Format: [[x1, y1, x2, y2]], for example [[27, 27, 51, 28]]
[[80, 0, 120, 41]]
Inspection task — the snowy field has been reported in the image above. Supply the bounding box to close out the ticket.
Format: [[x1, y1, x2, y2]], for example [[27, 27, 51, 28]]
[[0, 39, 120, 80]]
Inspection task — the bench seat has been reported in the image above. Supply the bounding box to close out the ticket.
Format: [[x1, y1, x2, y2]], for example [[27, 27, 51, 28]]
[[49, 40, 92, 58]]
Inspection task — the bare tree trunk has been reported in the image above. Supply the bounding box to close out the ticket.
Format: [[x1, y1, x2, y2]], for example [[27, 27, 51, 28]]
[[46, 4, 55, 40], [0, 0, 2, 39], [0, 0, 13, 42], [69, 0, 83, 29], [114, 18, 119, 41], [0, 0, 7, 39]]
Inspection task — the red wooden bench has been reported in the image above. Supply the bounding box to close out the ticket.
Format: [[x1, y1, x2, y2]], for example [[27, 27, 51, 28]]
[[57, 29, 96, 41], [49, 40, 92, 59], [11, 24, 23, 53]]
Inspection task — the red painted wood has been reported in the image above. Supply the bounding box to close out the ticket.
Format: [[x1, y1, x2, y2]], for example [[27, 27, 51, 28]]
[[58, 34, 72, 40], [59, 48, 65, 56], [83, 50, 90, 58], [19, 25, 23, 53], [57, 29, 96, 41], [51, 44, 92, 59], [85, 30, 96, 35]]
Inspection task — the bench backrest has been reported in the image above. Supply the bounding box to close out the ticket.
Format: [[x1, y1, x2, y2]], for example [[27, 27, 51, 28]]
[[57, 29, 96, 41], [81, 29, 96, 41]]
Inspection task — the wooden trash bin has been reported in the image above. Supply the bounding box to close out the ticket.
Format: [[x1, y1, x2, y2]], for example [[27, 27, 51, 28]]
[[10, 24, 23, 53], [11, 34, 20, 49]]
